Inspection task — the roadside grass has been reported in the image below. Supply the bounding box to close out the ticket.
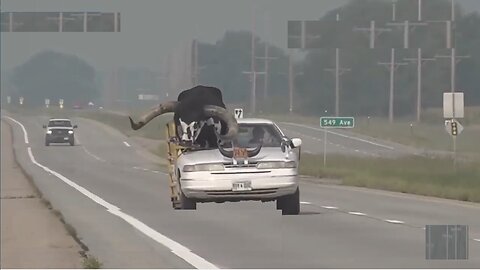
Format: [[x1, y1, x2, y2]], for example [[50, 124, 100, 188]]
[[258, 107, 480, 158], [82, 255, 103, 269], [299, 153, 480, 203]]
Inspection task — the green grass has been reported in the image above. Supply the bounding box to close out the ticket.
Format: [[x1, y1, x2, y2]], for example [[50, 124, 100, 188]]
[[82, 255, 103, 269], [299, 153, 480, 202]]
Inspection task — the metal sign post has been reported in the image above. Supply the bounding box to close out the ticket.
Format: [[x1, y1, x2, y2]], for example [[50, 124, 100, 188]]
[[320, 116, 355, 168], [443, 92, 464, 170]]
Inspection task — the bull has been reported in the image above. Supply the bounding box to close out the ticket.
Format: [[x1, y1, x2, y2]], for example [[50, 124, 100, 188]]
[[129, 86, 261, 158]]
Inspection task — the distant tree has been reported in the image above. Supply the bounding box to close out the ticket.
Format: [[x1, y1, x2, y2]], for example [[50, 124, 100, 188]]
[[11, 50, 99, 106]]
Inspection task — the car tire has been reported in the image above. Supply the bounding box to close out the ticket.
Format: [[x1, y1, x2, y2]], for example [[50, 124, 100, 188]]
[[276, 199, 284, 210], [45, 141, 50, 146], [179, 190, 196, 210], [69, 140, 74, 146], [280, 187, 300, 215]]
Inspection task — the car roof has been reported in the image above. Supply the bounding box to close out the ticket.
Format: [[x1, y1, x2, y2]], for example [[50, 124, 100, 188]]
[[236, 118, 275, 125], [49, 118, 71, 121]]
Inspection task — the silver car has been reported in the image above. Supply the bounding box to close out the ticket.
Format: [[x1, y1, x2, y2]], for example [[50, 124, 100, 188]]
[[175, 118, 302, 215]]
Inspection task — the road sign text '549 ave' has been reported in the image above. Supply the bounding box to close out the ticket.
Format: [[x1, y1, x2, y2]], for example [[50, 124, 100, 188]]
[[320, 117, 355, 128]]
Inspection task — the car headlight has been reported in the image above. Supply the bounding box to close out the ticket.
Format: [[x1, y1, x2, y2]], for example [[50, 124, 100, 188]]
[[256, 161, 296, 169], [183, 163, 225, 172], [46, 130, 52, 134], [68, 130, 74, 134]]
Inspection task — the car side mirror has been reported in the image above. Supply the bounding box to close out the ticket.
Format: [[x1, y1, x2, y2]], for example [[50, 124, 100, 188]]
[[290, 138, 302, 148], [42, 125, 47, 129], [73, 125, 78, 128]]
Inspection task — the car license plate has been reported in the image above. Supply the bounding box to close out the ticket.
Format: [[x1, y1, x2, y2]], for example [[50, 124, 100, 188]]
[[232, 181, 252, 192], [233, 147, 248, 159], [64, 137, 69, 140]]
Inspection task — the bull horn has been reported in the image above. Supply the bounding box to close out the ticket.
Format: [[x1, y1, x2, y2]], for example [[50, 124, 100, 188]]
[[217, 144, 263, 159], [218, 145, 234, 158], [203, 105, 238, 140], [129, 101, 179, 130], [247, 144, 262, 157]]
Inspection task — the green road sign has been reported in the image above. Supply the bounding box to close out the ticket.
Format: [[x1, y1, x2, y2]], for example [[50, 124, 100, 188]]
[[320, 117, 355, 128]]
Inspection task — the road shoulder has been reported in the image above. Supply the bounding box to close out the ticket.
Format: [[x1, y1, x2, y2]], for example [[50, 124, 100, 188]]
[[1, 120, 84, 269]]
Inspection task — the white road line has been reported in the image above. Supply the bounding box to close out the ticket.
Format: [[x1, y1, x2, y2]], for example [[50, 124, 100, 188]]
[[348, 211, 367, 216], [474, 239, 480, 242], [3, 116, 29, 144], [9, 116, 217, 269], [384, 219, 405, 224], [300, 201, 312, 205], [152, 171, 160, 174], [82, 146, 106, 162], [281, 122, 395, 150], [321, 206, 338, 209], [123, 141, 131, 147]]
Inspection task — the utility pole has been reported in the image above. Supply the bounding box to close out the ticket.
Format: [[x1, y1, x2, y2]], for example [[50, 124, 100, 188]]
[[404, 49, 435, 122], [288, 50, 303, 114], [254, 13, 277, 101], [402, 0, 435, 123], [376, 0, 408, 123], [378, 49, 408, 123], [250, 2, 257, 114], [324, 13, 351, 117]]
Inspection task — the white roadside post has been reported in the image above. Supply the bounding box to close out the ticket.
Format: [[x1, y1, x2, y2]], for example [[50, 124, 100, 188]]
[[59, 99, 64, 109], [45, 98, 50, 108], [443, 92, 464, 169], [7, 96, 11, 104], [19, 96, 24, 105]]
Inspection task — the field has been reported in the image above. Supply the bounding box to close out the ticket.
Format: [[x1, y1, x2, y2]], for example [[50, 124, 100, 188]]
[[299, 153, 480, 203]]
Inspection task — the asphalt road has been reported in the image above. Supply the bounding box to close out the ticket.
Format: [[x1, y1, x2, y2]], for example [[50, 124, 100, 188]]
[[3, 111, 480, 268]]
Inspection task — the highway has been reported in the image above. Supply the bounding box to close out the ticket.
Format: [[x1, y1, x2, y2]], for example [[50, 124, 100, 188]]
[[278, 122, 425, 158], [3, 112, 480, 268]]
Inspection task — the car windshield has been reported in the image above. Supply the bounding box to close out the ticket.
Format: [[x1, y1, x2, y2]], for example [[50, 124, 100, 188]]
[[221, 123, 283, 148], [48, 120, 72, 127]]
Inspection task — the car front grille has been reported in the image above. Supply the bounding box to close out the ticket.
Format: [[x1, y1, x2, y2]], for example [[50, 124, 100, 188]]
[[223, 161, 258, 169]]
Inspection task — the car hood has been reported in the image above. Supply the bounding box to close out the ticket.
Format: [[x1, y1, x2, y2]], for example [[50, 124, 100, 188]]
[[179, 147, 298, 165]]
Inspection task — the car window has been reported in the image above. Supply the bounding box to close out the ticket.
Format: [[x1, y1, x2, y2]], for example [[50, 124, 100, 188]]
[[48, 120, 72, 127], [222, 123, 283, 148]]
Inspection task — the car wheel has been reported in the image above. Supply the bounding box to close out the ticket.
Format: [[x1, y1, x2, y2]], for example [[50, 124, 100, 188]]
[[45, 141, 50, 146], [280, 187, 300, 215], [69, 140, 74, 146], [179, 190, 196, 210], [276, 198, 284, 210]]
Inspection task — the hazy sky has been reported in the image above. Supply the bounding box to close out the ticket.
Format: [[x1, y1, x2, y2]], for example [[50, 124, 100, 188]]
[[1, 0, 479, 73]]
